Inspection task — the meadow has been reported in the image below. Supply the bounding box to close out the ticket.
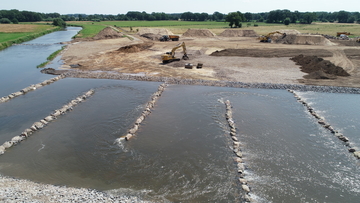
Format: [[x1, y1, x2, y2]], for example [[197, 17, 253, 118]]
[[66, 20, 360, 38], [0, 24, 60, 50]]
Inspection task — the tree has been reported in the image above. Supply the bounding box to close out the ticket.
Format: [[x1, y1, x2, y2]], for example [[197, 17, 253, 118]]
[[0, 18, 11, 24], [284, 17, 290, 25], [337, 10, 349, 23], [225, 12, 244, 28], [52, 18, 66, 27], [244, 12, 252, 22]]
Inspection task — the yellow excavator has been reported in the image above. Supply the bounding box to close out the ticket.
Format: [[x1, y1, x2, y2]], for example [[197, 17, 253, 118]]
[[259, 31, 286, 42], [161, 42, 189, 63]]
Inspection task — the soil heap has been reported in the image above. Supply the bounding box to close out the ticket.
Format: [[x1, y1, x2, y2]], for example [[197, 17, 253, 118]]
[[274, 34, 334, 45], [93, 27, 124, 40], [182, 29, 216, 37], [117, 42, 154, 53], [291, 54, 351, 79], [137, 28, 174, 36], [219, 29, 259, 37], [140, 33, 162, 41]]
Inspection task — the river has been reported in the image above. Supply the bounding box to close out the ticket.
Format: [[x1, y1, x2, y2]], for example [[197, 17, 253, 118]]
[[0, 27, 359, 202]]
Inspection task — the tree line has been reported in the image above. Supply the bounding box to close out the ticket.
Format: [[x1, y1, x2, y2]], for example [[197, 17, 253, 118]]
[[1, 9, 360, 26]]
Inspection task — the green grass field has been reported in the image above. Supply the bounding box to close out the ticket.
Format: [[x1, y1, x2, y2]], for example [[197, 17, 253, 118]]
[[65, 21, 360, 38], [0, 24, 60, 50]]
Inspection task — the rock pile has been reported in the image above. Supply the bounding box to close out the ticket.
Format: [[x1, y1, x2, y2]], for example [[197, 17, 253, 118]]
[[219, 30, 259, 37], [288, 89, 360, 159], [0, 89, 95, 155], [117, 83, 166, 141], [0, 75, 65, 103], [182, 29, 216, 37], [290, 54, 350, 79], [224, 100, 252, 202]]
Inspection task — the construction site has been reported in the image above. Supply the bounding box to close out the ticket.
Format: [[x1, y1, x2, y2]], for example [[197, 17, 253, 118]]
[[61, 27, 360, 88]]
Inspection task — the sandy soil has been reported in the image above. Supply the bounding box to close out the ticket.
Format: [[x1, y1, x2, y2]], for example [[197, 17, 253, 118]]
[[60, 34, 360, 88]]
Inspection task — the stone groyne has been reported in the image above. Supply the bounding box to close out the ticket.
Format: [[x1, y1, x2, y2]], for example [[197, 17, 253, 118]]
[[288, 89, 360, 159], [117, 83, 166, 141], [0, 75, 65, 103], [224, 100, 252, 202], [0, 89, 94, 155]]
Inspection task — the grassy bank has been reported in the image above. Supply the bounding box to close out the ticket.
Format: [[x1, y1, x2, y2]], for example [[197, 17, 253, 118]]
[[37, 46, 65, 68], [0, 24, 61, 50]]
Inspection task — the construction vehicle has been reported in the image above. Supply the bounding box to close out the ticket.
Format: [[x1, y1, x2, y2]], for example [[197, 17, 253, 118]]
[[259, 31, 286, 42], [160, 35, 180, 41], [336, 32, 351, 37], [161, 42, 189, 63]]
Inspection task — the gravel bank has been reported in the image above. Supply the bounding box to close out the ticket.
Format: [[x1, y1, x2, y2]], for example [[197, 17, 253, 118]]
[[0, 175, 151, 203], [65, 70, 360, 94]]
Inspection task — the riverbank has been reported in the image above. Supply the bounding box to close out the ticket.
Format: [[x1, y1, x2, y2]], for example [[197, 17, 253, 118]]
[[0, 175, 151, 203], [0, 25, 62, 51], [64, 70, 360, 94]]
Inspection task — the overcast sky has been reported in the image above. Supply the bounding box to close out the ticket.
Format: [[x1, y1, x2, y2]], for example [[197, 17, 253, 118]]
[[2, 0, 359, 14]]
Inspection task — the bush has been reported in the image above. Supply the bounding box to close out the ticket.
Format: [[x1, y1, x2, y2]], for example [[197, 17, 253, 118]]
[[0, 18, 11, 24], [52, 18, 66, 27], [284, 17, 291, 25]]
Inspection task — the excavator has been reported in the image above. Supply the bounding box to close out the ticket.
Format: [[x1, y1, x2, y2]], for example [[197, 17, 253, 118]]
[[161, 42, 189, 63], [259, 31, 286, 42]]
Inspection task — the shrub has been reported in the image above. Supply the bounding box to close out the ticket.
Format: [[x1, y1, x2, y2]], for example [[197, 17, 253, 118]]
[[52, 18, 66, 27], [0, 18, 11, 24]]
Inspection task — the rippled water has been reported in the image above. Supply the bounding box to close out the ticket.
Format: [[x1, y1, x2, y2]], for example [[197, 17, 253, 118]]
[[1, 28, 359, 202]]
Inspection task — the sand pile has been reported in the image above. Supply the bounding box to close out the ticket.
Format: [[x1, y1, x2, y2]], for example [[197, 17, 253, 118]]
[[219, 29, 259, 37], [276, 29, 301, 35], [93, 27, 124, 40], [291, 54, 350, 79], [137, 28, 173, 36], [182, 29, 216, 37], [117, 42, 154, 53], [274, 34, 334, 45]]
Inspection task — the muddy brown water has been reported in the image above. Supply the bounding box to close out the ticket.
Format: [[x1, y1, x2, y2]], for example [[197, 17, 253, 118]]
[[0, 28, 360, 202]]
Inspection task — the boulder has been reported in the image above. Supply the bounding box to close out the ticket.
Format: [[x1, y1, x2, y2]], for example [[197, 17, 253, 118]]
[[239, 178, 247, 184], [125, 134, 133, 141], [2, 141, 14, 149], [34, 122, 44, 129], [44, 116, 54, 122], [353, 151, 360, 159], [242, 185, 250, 193], [11, 136, 24, 143]]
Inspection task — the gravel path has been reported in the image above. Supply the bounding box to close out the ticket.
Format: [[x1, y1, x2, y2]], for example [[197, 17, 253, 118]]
[[0, 175, 151, 203]]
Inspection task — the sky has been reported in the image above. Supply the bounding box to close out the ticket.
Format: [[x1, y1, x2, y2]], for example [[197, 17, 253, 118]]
[[1, 0, 359, 15]]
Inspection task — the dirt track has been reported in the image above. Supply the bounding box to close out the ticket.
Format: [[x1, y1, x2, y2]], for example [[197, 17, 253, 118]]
[[60, 32, 360, 88]]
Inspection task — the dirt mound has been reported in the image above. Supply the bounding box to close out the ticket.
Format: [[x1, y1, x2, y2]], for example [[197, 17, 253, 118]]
[[210, 48, 333, 58], [140, 33, 162, 41], [275, 29, 301, 35], [182, 29, 216, 37], [274, 34, 334, 45], [219, 29, 259, 37], [290, 54, 350, 79], [137, 28, 173, 36], [118, 42, 154, 53], [93, 27, 124, 40]]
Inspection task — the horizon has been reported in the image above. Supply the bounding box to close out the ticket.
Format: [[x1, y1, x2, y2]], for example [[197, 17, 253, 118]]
[[2, 0, 359, 15]]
